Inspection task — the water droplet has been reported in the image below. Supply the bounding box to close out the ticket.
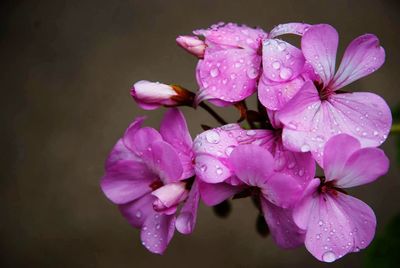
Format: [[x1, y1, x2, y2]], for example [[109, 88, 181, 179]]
[[301, 144, 310, 152], [246, 67, 258, 79], [298, 169, 304, 176], [222, 78, 228, 84], [318, 220, 324, 226], [279, 67, 293, 80], [143, 226, 148, 231], [206, 130, 220, 144], [288, 162, 296, 169], [210, 68, 219, 77], [272, 61, 281, 69], [230, 73, 236, 80], [316, 234, 321, 240], [135, 211, 142, 218], [322, 251, 336, 263], [277, 42, 286, 51], [235, 62, 241, 68], [216, 166, 223, 175], [156, 224, 160, 229], [225, 146, 234, 156], [246, 130, 256, 136], [200, 164, 207, 172], [373, 131, 379, 136]]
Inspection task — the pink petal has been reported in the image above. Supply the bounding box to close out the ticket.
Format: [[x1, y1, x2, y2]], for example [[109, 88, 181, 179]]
[[195, 48, 261, 105], [269, 23, 312, 38], [140, 213, 176, 254], [194, 154, 232, 183], [258, 75, 305, 110], [295, 191, 376, 262], [293, 178, 321, 230], [101, 160, 156, 204], [261, 198, 305, 249], [262, 39, 305, 83], [331, 34, 385, 90], [124, 127, 163, 156], [176, 180, 200, 235], [142, 140, 183, 183], [106, 139, 142, 168], [323, 134, 361, 181], [335, 147, 389, 188], [160, 108, 194, 178], [262, 173, 302, 208], [198, 180, 243, 206], [229, 144, 274, 186], [152, 182, 188, 211], [301, 24, 338, 86], [119, 193, 156, 228]]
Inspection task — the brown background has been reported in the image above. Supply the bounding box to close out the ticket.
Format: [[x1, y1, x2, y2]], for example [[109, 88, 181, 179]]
[[1, 0, 400, 267]]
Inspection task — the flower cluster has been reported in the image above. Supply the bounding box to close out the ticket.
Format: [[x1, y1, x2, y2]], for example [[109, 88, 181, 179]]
[[101, 22, 391, 262]]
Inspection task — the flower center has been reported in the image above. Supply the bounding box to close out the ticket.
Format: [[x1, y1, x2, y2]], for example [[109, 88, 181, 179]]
[[317, 177, 347, 196]]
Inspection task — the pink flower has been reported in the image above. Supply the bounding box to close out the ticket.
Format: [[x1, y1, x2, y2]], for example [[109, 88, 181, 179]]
[[131, 80, 194, 110], [191, 22, 267, 106], [100, 108, 199, 254], [258, 23, 311, 110], [278, 24, 391, 165], [176, 35, 206, 58], [293, 134, 389, 262], [229, 144, 306, 248]]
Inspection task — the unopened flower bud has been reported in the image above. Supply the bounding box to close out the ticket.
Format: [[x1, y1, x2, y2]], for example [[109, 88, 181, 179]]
[[176, 35, 206, 58], [131, 80, 194, 110], [152, 182, 189, 214]]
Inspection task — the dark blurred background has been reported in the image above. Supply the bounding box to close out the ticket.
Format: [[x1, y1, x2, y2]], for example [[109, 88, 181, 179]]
[[1, 0, 400, 267]]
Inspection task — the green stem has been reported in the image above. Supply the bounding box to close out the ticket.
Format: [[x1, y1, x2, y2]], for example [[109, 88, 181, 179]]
[[198, 102, 228, 125], [391, 123, 400, 134]]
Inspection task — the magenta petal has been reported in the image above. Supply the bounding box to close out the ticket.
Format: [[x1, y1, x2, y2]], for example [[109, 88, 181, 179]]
[[101, 160, 155, 204], [142, 141, 183, 183], [160, 108, 194, 178], [262, 173, 302, 208], [261, 198, 305, 249], [323, 134, 361, 181], [336, 147, 389, 188], [106, 139, 142, 168], [297, 192, 376, 262], [140, 213, 176, 254], [230, 144, 274, 186], [269, 23, 311, 38], [301, 24, 338, 86], [195, 48, 261, 105], [331, 34, 385, 90], [176, 180, 200, 235], [198, 180, 243, 206], [293, 178, 321, 230], [262, 39, 305, 83], [258, 75, 305, 110], [119, 193, 156, 228], [124, 127, 163, 155]]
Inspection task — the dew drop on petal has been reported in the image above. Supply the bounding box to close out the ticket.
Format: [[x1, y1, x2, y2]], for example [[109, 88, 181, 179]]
[[246, 67, 258, 79], [279, 67, 293, 80], [135, 210, 142, 218], [210, 68, 219, 77], [272, 61, 281, 69], [216, 166, 223, 175], [322, 251, 336, 263], [225, 146, 235, 156], [301, 144, 310, 152], [206, 130, 220, 144], [246, 130, 256, 136]]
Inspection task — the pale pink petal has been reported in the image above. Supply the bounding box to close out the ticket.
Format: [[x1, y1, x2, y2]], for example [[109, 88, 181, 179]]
[[335, 147, 389, 188], [142, 140, 183, 183], [261, 198, 305, 249], [160, 108, 194, 178], [323, 134, 361, 181], [101, 160, 156, 204], [119, 193, 156, 228], [262, 39, 305, 83], [279, 82, 391, 166], [198, 180, 243, 206], [269, 23, 312, 38], [296, 191, 376, 262], [230, 144, 274, 186], [258, 75, 305, 110], [301, 24, 338, 86], [293, 178, 321, 230], [152, 182, 188, 211], [176, 180, 200, 235], [106, 139, 142, 168], [331, 34, 385, 90], [140, 213, 176, 254], [195, 48, 261, 105], [262, 172, 302, 208]]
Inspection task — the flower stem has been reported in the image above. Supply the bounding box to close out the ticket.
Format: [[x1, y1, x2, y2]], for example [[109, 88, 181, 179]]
[[198, 102, 228, 125], [391, 123, 400, 134]]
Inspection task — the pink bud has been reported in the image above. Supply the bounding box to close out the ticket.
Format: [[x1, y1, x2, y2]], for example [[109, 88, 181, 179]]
[[176, 35, 206, 58], [152, 182, 189, 213], [131, 80, 194, 110]]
